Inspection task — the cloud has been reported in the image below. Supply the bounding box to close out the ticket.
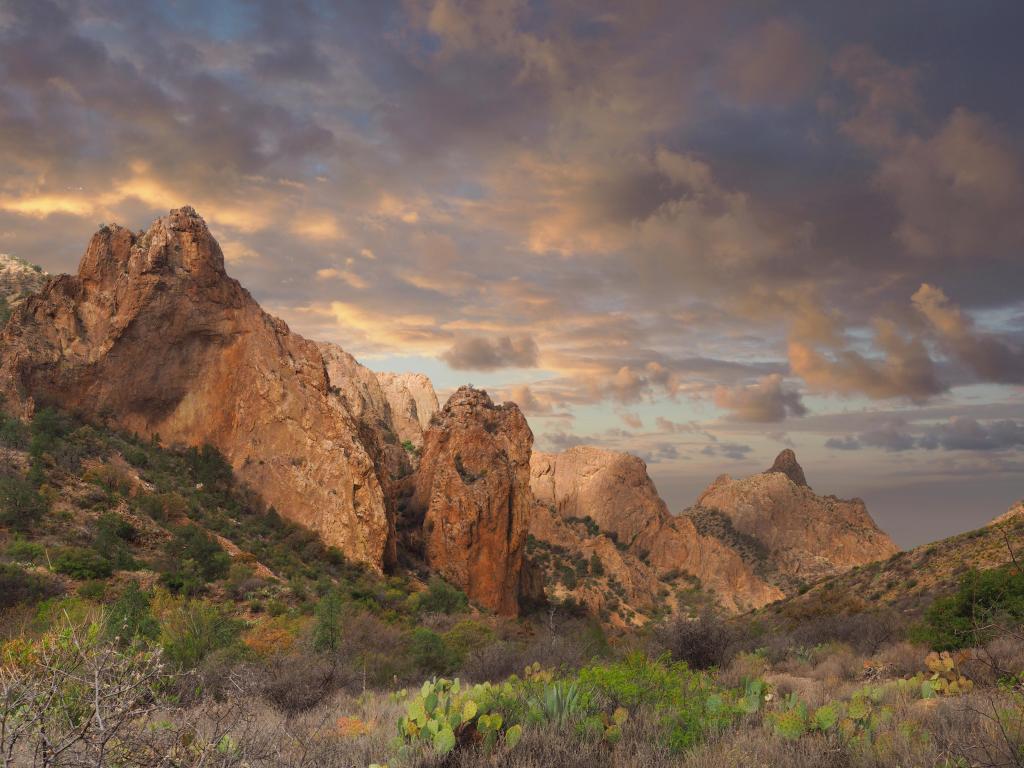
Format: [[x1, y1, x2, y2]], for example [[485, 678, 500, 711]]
[[788, 317, 943, 403], [441, 335, 539, 370], [701, 442, 753, 460], [825, 435, 861, 451], [858, 420, 917, 452], [718, 19, 823, 106], [713, 373, 807, 422], [618, 411, 643, 429], [913, 284, 1024, 384], [920, 418, 1024, 452]]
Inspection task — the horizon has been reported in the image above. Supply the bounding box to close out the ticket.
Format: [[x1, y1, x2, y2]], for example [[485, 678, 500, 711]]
[[1, 1, 1022, 547]]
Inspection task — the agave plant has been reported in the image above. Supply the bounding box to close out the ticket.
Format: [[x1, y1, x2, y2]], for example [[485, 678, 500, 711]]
[[530, 679, 586, 727]]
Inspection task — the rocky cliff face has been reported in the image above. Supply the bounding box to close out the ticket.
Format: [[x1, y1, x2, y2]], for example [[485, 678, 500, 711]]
[[0, 254, 48, 309], [409, 387, 532, 616], [692, 450, 898, 584], [0, 208, 393, 569], [528, 446, 783, 617], [376, 372, 438, 448]]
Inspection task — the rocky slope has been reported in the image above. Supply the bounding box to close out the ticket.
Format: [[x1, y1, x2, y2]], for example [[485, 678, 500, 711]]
[[527, 446, 783, 620], [407, 387, 532, 616], [761, 498, 1024, 622], [0, 208, 393, 569], [0, 253, 47, 306], [689, 450, 898, 588]]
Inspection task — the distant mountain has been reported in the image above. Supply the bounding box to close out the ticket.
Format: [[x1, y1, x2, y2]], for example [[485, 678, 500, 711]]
[[686, 449, 898, 592]]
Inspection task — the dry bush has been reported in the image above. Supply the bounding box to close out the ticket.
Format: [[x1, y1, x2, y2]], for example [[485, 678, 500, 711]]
[[461, 639, 522, 683], [809, 645, 862, 685], [962, 631, 1024, 686], [872, 640, 926, 678], [257, 652, 355, 714], [718, 651, 768, 688], [656, 611, 735, 669], [764, 672, 828, 709], [679, 729, 853, 768]]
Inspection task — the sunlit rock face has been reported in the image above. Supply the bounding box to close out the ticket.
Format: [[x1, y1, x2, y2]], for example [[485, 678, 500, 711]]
[[0, 207, 392, 569], [694, 450, 899, 583], [529, 446, 784, 615], [409, 386, 533, 616]]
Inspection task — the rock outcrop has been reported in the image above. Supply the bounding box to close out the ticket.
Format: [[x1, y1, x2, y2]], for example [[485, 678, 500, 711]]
[[0, 208, 393, 569], [0, 253, 48, 310], [409, 387, 532, 615], [528, 446, 783, 617], [692, 450, 898, 584], [376, 372, 438, 448]]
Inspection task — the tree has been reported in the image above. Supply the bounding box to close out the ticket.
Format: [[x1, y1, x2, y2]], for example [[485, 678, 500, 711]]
[[313, 589, 344, 652], [0, 473, 47, 529]]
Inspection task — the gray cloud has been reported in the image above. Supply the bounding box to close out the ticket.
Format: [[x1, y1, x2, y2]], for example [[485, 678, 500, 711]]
[[441, 335, 538, 370], [713, 374, 807, 422], [701, 442, 753, 460], [921, 418, 1024, 452]]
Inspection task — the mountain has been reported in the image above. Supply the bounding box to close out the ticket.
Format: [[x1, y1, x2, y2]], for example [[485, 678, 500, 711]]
[[0, 207, 901, 621], [687, 449, 898, 591], [0, 208, 393, 570], [527, 446, 783, 624]]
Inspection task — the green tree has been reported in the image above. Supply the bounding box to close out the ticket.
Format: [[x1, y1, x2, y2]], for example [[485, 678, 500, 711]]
[[313, 589, 344, 652], [105, 582, 159, 644], [0, 473, 48, 529]]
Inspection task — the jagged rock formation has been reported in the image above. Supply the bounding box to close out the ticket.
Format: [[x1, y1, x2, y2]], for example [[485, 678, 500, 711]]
[[692, 450, 898, 585], [0, 208, 393, 569], [765, 448, 807, 487], [409, 387, 532, 615], [0, 253, 47, 310], [528, 446, 783, 617], [376, 372, 438, 448]]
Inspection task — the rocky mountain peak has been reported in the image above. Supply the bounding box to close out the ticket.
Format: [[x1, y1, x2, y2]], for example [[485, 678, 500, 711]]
[[0, 253, 47, 306], [766, 448, 808, 487], [79, 206, 225, 289]]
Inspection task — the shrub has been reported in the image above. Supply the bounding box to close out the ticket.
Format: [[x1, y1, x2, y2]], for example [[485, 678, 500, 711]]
[[415, 576, 469, 614], [409, 627, 457, 675], [93, 511, 139, 570], [161, 524, 231, 592], [52, 547, 113, 580], [5, 535, 45, 564], [104, 582, 160, 644], [657, 610, 734, 669], [918, 565, 1024, 650], [258, 652, 348, 713], [0, 563, 63, 609], [159, 599, 242, 668], [0, 472, 48, 529]]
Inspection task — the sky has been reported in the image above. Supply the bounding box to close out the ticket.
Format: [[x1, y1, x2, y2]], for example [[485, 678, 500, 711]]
[[0, 0, 1022, 547]]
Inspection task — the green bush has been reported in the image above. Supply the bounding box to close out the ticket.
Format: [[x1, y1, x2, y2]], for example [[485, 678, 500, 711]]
[[104, 582, 160, 644], [5, 535, 45, 564], [415, 576, 469, 614], [52, 547, 113, 580], [0, 472, 48, 529], [917, 565, 1024, 650], [161, 524, 231, 592], [0, 562, 63, 609], [409, 627, 457, 675], [160, 599, 242, 668], [93, 511, 139, 570]]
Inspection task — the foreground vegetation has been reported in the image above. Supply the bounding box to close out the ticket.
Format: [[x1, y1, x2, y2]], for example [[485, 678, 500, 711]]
[[3, 407, 1024, 766]]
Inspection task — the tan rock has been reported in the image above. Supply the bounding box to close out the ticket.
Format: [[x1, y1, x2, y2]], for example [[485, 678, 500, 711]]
[[0, 208, 392, 569], [376, 371, 438, 448], [0, 253, 48, 308], [410, 387, 532, 615], [695, 450, 898, 582], [529, 446, 782, 614]]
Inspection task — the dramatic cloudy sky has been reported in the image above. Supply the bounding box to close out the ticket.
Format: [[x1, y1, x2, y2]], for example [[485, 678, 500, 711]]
[[2, 0, 1023, 546]]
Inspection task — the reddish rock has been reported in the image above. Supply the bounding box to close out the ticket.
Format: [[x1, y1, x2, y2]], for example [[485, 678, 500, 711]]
[[529, 446, 783, 614], [695, 450, 898, 582], [410, 387, 532, 615], [0, 208, 392, 569]]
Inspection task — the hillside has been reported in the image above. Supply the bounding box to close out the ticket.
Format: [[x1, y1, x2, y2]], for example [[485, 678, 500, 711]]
[[0, 253, 47, 325], [757, 500, 1024, 625]]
